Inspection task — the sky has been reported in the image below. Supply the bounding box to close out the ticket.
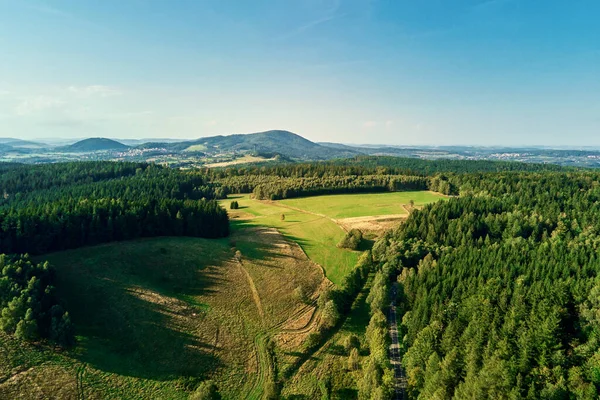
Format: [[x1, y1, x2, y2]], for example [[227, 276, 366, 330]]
[[0, 0, 599, 146]]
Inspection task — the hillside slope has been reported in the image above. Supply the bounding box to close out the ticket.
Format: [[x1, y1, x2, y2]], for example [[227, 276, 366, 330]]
[[138, 130, 360, 160], [59, 138, 129, 152]]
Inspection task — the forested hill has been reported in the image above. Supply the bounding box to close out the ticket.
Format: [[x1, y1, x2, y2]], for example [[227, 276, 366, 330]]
[[371, 171, 600, 398], [138, 130, 361, 159], [58, 138, 129, 152]]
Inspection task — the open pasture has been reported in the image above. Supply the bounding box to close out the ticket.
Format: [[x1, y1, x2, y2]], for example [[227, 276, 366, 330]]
[[278, 191, 446, 219]]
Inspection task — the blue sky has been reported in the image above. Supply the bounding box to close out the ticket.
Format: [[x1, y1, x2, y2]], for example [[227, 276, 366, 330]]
[[0, 0, 598, 146]]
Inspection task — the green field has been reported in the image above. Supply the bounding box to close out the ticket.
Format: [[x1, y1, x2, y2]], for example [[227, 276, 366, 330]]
[[221, 191, 445, 285], [0, 234, 326, 399], [221, 195, 360, 285], [279, 191, 446, 219]]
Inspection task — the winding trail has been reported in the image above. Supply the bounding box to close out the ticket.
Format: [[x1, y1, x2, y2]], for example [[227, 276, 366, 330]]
[[389, 282, 407, 400]]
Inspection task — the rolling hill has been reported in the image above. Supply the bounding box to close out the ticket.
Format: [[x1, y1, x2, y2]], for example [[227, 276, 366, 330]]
[[58, 138, 130, 152], [137, 130, 361, 160]]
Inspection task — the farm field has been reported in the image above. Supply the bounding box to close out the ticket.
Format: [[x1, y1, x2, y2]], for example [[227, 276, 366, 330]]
[[279, 190, 446, 219], [0, 234, 326, 400]]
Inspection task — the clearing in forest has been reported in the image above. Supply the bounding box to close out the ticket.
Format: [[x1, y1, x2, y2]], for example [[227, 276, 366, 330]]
[[0, 233, 326, 400], [222, 191, 445, 283], [221, 194, 360, 285], [279, 190, 445, 219]]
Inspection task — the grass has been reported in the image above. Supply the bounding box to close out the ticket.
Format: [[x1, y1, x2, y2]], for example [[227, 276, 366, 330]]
[[0, 233, 326, 399], [220, 191, 445, 285], [204, 155, 277, 168], [279, 191, 446, 219], [220, 195, 359, 285], [281, 275, 375, 399]]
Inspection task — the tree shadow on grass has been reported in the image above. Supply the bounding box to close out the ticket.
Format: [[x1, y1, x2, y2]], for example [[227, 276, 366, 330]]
[[48, 237, 232, 381]]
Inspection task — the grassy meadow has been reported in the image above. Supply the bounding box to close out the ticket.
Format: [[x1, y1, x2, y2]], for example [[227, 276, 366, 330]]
[[279, 191, 446, 219], [221, 195, 360, 285], [221, 191, 445, 285], [0, 233, 326, 399]]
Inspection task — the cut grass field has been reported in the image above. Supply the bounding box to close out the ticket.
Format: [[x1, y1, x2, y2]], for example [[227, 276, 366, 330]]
[[221, 195, 360, 285], [0, 233, 326, 399], [279, 191, 446, 219]]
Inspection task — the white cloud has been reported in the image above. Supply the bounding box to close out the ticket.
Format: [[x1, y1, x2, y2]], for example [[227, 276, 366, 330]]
[[67, 85, 122, 98], [205, 120, 218, 127], [363, 120, 377, 128], [0, 90, 10, 96], [14, 96, 65, 116], [385, 120, 393, 128]]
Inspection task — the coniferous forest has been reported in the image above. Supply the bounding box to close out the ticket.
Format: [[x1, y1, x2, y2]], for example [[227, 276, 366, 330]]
[[372, 171, 600, 398]]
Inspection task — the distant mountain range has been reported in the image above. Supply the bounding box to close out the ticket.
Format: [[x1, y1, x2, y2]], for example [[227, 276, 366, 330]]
[[2, 130, 600, 168]]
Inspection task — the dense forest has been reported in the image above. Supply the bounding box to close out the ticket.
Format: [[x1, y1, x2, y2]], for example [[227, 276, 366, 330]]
[[208, 156, 566, 199], [0, 162, 229, 255], [372, 171, 600, 399], [206, 156, 567, 180]]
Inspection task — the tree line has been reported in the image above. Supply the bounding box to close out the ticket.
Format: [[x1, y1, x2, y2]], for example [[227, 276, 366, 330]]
[[203, 156, 566, 180], [0, 162, 229, 255], [216, 174, 432, 200]]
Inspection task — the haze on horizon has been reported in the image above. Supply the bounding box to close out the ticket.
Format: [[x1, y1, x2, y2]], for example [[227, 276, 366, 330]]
[[0, 0, 598, 147]]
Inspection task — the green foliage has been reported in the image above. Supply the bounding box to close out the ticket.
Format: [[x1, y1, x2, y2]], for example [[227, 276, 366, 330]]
[[337, 229, 363, 250], [247, 174, 428, 200], [0, 162, 229, 255], [343, 334, 361, 354], [14, 308, 38, 341], [373, 170, 600, 398], [321, 300, 340, 330], [348, 347, 360, 371], [0, 254, 74, 346], [229, 200, 239, 210]]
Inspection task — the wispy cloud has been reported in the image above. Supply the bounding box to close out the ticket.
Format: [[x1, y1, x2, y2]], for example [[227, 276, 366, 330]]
[[14, 96, 65, 116], [68, 85, 122, 98]]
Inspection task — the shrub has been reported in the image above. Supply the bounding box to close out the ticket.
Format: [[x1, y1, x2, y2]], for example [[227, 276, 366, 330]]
[[337, 229, 363, 250]]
